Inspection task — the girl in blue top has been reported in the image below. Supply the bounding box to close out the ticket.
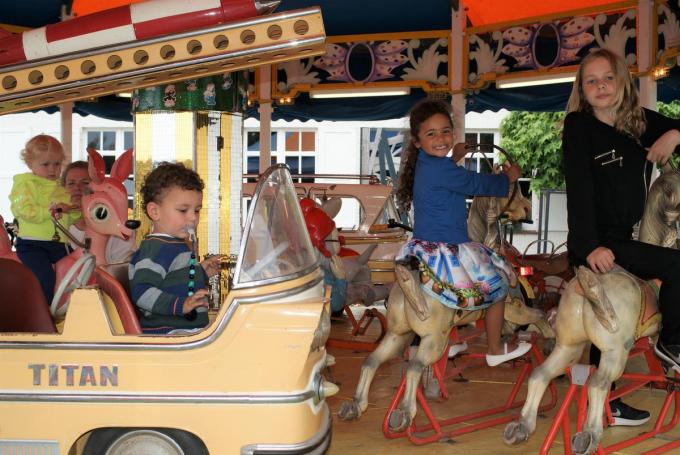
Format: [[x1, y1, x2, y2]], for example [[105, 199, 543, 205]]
[[395, 99, 531, 366]]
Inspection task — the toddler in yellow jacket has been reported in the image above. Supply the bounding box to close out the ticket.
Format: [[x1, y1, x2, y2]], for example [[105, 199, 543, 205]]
[[9, 135, 78, 305]]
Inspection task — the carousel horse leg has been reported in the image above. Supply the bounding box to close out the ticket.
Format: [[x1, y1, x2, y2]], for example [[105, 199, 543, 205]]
[[388, 330, 449, 432], [337, 330, 415, 421], [571, 347, 628, 455], [504, 342, 586, 445], [338, 284, 415, 421]]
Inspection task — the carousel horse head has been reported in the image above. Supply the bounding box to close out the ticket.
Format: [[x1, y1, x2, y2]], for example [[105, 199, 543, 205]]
[[639, 166, 680, 248], [468, 179, 532, 250], [504, 168, 676, 454]]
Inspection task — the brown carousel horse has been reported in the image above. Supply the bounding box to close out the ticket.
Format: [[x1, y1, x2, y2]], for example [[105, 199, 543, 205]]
[[337, 147, 550, 432], [502, 166, 680, 455]]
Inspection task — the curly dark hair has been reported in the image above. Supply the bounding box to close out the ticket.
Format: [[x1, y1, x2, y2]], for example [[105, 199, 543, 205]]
[[395, 99, 454, 213], [141, 162, 204, 213]]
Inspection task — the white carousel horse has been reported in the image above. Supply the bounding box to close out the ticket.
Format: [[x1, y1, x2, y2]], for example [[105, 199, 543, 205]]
[[51, 148, 138, 317], [502, 169, 679, 455], [336, 182, 549, 432]]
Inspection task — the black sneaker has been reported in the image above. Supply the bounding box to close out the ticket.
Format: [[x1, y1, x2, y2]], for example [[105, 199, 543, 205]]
[[654, 341, 680, 373], [609, 399, 650, 427]]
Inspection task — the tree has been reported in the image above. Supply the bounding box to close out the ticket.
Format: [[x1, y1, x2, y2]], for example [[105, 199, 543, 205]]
[[499, 111, 565, 192], [498, 102, 679, 192], [658, 100, 680, 119]]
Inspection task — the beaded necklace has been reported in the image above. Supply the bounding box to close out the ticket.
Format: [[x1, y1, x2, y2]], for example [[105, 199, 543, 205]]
[[185, 227, 198, 321], [187, 228, 197, 297]]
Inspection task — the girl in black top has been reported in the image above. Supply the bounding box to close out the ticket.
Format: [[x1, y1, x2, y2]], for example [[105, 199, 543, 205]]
[[563, 48, 680, 384]]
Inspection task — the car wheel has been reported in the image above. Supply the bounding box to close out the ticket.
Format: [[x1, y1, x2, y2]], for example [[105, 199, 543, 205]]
[[83, 428, 208, 455]]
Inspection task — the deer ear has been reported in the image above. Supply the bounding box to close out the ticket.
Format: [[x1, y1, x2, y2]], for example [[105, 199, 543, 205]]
[[110, 149, 133, 183], [87, 148, 106, 184]]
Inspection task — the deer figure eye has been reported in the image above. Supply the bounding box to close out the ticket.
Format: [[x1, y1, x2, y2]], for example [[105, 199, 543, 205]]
[[92, 204, 109, 221]]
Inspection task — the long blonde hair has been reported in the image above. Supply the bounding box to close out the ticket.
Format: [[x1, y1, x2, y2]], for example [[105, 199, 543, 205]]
[[566, 48, 646, 138]]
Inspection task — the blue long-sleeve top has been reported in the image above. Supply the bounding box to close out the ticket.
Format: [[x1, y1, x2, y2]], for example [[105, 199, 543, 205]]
[[412, 150, 510, 245]]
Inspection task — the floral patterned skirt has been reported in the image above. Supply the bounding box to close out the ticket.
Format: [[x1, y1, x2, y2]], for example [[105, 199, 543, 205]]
[[396, 239, 512, 311]]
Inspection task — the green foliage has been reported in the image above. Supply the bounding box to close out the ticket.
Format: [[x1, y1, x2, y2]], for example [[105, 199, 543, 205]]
[[498, 102, 679, 192], [658, 100, 680, 119], [499, 111, 565, 192], [658, 101, 680, 168]]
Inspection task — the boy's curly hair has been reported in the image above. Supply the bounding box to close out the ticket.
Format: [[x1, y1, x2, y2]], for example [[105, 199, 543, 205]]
[[141, 162, 204, 212]]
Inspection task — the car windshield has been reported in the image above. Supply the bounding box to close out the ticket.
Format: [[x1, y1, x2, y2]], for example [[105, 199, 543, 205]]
[[235, 165, 317, 285]]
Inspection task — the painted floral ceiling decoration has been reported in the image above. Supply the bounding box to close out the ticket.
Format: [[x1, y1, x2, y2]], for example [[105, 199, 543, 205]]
[[274, 33, 449, 97], [467, 6, 637, 86]]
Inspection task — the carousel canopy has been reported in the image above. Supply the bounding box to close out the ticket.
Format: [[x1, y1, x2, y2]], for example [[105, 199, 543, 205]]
[[0, 0, 677, 121]]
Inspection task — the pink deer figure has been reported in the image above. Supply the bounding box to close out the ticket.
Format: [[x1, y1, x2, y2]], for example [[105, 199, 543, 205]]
[[51, 148, 139, 316]]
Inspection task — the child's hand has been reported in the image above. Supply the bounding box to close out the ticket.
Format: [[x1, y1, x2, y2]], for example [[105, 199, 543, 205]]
[[184, 289, 209, 313], [502, 162, 521, 183], [49, 202, 73, 219], [452, 142, 468, 162], [201, 254, 222, 278]]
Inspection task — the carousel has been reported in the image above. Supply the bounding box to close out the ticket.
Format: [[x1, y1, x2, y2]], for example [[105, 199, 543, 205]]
[[0, 0, 679, 454]]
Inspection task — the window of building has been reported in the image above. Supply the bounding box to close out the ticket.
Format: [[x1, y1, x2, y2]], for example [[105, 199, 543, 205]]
[[464, 132, 497, 173], [244, 129, 316, 183], [82, 128, 135, 208]]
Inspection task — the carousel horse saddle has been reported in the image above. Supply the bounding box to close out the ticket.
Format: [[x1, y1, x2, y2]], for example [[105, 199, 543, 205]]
[[633, 277, 662, 339]]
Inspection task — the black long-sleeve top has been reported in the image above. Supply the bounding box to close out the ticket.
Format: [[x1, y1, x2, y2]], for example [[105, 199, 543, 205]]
[[563, 108, 680, 264]]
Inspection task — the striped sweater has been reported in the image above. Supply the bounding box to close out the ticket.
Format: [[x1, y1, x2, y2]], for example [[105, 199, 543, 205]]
[[129, 234, 208, 333]]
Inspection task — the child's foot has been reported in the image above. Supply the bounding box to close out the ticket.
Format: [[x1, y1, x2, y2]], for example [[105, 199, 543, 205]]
[[486, 341, 532, 367]]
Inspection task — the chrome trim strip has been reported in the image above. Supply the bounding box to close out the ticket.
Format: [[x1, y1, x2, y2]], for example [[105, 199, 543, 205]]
[[0, 389, 316, 405], [0, 439, 59, 453], [0, 274, 322, 350], [241, 405, 331, 455]]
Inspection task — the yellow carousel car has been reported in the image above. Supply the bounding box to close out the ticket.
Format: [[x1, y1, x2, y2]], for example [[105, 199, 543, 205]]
[[0, 165, 334, 454]]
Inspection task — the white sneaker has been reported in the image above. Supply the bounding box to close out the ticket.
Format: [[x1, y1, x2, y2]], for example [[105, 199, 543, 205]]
[[448, 341, 468, 358]]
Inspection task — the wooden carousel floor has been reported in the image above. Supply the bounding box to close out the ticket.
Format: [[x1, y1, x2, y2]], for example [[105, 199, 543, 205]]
[[325, 305, 680, 454]]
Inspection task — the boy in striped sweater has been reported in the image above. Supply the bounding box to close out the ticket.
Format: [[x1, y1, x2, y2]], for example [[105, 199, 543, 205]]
[[129, 163, 221, 334]]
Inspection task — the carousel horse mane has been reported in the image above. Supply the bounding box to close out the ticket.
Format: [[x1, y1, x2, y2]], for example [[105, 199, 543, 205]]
[[639, 167, 680, 248]]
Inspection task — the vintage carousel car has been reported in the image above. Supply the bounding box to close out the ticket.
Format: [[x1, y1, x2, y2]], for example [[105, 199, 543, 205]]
[[0, 165, 334, 454]]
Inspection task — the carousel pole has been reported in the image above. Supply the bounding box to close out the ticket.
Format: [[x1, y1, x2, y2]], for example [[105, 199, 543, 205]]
[[451, 0, 466, 163], [258, 65, 273, 174], [637, 0, 656, 109], [638, 0, 659, 180], [60, 102, 73, 162]]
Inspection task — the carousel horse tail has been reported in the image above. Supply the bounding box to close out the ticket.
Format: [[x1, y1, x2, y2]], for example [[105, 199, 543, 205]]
[[395, 264, 430, 321], [576, 266, 619, 333]]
